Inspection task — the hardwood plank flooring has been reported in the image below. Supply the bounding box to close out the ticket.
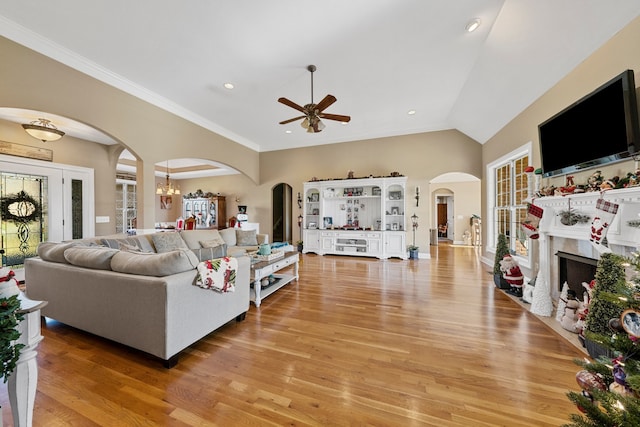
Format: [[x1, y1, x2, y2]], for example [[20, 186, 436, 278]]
[[0, 244, 584, 426]]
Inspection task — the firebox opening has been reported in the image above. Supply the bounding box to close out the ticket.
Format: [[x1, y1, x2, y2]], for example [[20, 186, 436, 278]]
[[556, 251, 598, 301]]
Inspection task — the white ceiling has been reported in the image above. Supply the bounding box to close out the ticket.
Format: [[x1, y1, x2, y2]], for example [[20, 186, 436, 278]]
[[1, 1, 640, 158]]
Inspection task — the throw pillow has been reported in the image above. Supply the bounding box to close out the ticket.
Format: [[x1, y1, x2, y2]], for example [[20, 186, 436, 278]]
[[110, 249, 199, 276], [200, 238, 226, 249], [236, 229, 258, 246], [151, 232, 189, 253], [101, 236, 154, 253]]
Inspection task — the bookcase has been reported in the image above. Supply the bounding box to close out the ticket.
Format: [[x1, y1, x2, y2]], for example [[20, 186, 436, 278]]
[[302, 176, 407, 259]]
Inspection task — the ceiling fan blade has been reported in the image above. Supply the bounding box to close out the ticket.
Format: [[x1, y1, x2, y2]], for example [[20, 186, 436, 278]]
[[319, 113, 351, 123], [278, 97, 306, 113], [314, 94, 337, 112], [279, 115, 306, 125]]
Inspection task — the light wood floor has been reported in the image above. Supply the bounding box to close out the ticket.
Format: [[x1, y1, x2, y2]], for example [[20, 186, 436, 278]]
[[1, 244, 584, 426]]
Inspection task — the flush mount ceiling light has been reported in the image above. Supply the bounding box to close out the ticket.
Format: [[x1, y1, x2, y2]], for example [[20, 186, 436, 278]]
[[21, 118, 65, 142], [223, 82, 234, 89], [465, 18, 481, 32], [408, 110, 416, 115]]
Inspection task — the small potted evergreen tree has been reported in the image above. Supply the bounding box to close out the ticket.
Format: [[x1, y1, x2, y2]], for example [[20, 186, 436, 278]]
[[583, 252, 627, 359], [493, 234, 510, 289]]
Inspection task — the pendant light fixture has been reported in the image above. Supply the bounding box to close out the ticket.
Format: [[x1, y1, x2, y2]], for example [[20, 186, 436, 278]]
[[21, 118, 65, 142], [156, 160, 180, 195]]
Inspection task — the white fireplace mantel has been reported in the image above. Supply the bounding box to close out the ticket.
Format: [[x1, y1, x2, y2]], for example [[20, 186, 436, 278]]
[[530, 187, 640, 316]]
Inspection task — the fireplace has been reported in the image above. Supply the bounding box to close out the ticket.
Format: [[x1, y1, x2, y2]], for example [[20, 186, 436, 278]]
[[556, 251, 597, 301]]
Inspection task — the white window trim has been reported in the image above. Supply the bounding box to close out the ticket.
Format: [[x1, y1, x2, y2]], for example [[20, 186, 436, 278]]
[[486, 142, 532, 269]]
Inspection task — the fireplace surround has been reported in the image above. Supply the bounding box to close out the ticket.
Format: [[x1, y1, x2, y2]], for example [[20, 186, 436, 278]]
[[529, 187, 640, 316]]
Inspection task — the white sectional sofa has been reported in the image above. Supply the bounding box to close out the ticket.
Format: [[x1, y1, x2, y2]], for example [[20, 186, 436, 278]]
[[25, 228, 268, 367]]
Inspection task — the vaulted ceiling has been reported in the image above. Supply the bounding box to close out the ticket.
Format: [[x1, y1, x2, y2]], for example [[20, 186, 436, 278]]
[[1, 1, 640, 156]]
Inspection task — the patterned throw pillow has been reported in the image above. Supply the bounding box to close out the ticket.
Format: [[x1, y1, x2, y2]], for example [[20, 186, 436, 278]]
[[151, 232, 189, 253], [236, 229, 258, 246], [200, 238, 225, 249]]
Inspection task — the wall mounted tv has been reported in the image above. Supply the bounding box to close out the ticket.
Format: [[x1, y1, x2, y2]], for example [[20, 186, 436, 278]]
[[538, 69, 640, 178]]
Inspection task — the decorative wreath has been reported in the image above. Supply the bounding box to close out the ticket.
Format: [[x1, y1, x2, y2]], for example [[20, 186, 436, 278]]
[[0, 190, 42, 223]]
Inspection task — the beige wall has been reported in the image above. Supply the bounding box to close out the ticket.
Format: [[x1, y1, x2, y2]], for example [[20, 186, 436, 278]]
[[177, 130, 482, 251], [481, 15, 640, 275]]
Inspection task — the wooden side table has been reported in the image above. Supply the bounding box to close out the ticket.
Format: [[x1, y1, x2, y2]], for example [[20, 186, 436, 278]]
[[8, 293, 47, 427]]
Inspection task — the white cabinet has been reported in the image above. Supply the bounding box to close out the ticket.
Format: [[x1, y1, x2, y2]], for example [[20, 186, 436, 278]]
[[302, 176, 407, 259]]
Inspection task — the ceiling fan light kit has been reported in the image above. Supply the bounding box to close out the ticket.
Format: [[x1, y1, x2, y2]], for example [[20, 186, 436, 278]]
[[278, 65, 351, 133]]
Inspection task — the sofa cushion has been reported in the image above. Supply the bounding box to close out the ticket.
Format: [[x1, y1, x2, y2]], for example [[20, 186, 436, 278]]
[[179, 229, 226, 249], [63, 247, 120, 270], [101, 236, 155, 253], [38, 241, 94, 263], [111, 249, 199, 277], [219, 228, 236, 246], [236, 229, 258, 246], [151, 232, 189, 253]]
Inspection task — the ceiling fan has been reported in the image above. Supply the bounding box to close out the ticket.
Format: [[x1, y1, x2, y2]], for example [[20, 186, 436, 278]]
[[278, 65, 351, 133]]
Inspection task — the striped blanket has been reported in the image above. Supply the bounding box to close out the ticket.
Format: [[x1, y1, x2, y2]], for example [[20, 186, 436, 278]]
[[194, 257, 237, 293]]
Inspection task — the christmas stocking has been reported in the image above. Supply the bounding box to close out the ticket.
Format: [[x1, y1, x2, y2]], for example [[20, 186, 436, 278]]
[[521, 203, 543, 239], [589, 198, 618, 254]]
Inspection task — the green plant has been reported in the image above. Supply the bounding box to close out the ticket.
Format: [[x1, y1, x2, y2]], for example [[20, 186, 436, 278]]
[[0, 294, 24, 383], [408, 245, 419, 251], [493, 234, 510, 275]]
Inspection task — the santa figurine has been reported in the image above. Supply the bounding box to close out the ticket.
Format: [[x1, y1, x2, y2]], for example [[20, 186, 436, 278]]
[[499, 254, 524, 297]]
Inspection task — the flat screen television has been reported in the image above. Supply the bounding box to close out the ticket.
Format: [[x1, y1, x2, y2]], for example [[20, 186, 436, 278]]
[[538, 69, 640, 178]]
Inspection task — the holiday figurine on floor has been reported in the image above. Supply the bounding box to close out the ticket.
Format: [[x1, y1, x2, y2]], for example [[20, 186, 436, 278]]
[[500, 254, 524, 297]]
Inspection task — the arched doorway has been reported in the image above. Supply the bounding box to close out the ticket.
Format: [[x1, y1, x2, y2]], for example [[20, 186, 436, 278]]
[[272, 183, 293, 243]]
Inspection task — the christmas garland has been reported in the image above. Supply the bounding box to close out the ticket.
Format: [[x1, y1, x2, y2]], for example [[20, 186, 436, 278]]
[[558, 208, 591, 226]]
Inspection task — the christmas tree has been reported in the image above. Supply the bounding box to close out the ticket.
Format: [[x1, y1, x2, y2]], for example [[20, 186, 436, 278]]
[[565, 251, 640, 426]]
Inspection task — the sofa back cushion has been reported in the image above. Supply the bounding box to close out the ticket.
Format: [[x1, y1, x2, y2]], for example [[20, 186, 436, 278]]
[[111, 249, 199, 276], [63, 247, 120, 270], [38, 241, 98, 263], [219, 228, 236, 246], [151, 232, 189, 253]]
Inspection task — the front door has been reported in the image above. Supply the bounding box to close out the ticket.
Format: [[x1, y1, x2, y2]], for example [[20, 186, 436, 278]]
[[0, 156, 94, 270]]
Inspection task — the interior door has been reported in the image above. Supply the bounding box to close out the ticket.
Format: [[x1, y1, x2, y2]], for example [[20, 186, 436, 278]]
[[272, 183, 292, 243]]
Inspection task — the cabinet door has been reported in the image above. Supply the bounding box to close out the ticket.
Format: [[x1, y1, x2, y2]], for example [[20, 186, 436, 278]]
[[368, 238, 382, 255], [304, 230, 320, 251], [384, 232, 406, 259], [321, 236, 334, 251]]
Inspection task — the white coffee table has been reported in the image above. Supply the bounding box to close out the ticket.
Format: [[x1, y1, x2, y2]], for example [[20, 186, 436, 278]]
[[250, 251, 299, 307]]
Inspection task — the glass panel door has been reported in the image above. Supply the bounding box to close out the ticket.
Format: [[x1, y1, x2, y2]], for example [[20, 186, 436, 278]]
[[0, 172, 47, 268]]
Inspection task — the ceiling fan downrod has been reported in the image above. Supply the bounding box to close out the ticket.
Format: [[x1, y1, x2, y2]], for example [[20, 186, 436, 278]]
[[308, 65, 316, 105]]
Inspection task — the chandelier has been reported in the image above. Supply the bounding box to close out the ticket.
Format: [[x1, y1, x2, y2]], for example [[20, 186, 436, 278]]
[[156, 161, 180, 195], [21, 118, 65, 142]]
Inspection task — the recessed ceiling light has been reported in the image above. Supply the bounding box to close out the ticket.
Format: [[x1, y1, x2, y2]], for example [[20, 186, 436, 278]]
[[408, 110, 416, 115], [465, 18, 481, 33], [285, 130, 292, 134], [223, 82, 234, 90]]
